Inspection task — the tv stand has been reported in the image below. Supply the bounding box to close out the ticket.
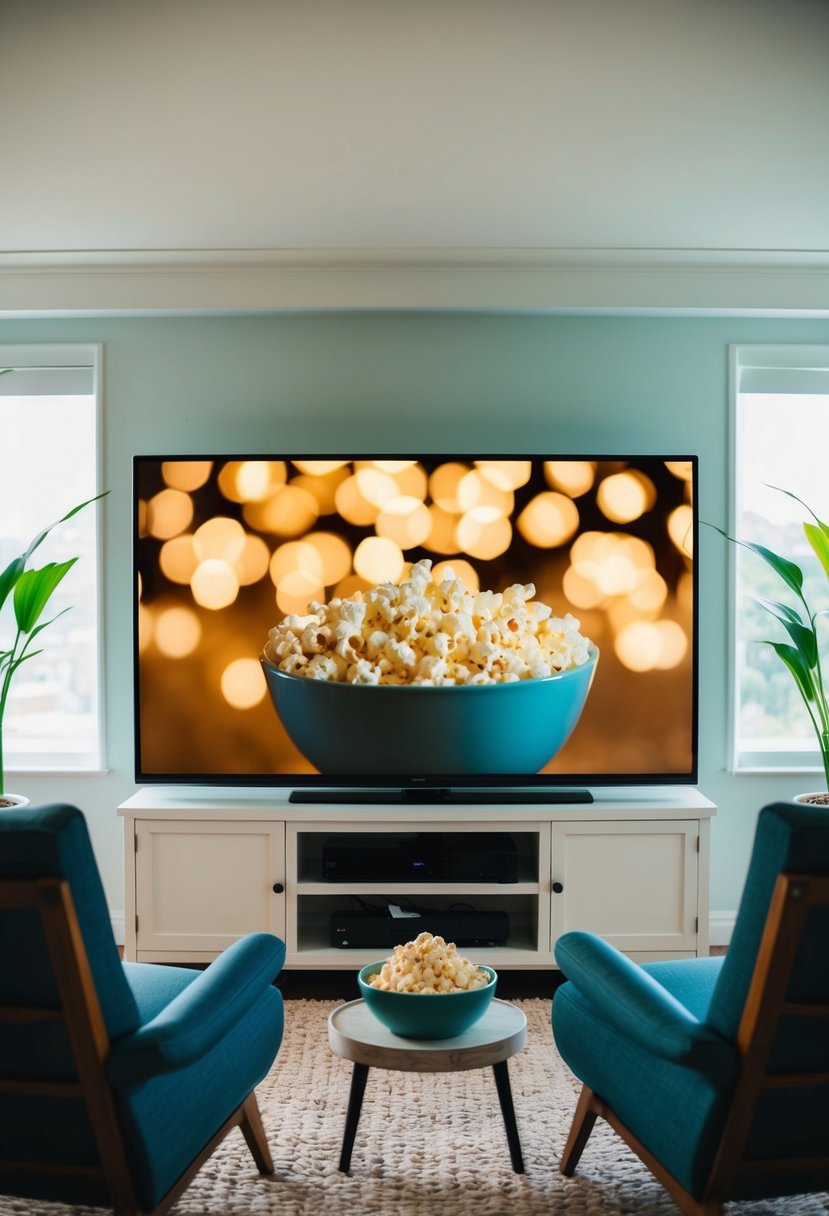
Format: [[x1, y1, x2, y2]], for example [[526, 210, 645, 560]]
[[289, 787, 594, 805], [118, 788, 715, 970]]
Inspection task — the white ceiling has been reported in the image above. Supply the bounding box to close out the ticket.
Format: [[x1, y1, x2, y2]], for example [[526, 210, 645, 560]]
[[3, 0, 829, 312]]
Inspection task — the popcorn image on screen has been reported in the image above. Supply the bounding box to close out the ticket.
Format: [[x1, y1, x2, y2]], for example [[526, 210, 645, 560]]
[[263, 559, 592, 686]]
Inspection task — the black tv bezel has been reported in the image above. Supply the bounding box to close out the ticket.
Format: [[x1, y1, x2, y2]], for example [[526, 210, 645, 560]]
[[132, 453, 699, 792]]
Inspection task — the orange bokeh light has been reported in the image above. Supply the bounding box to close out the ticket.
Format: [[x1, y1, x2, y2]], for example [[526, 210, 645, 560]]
[[221, 658, 268, 709], [218, 460, 287, 503], [544, 461, 596, 497], [159, 535, 198, 584], [517, 492, 579, 548], [243, 484, 319, 536], [162, 460, 213, 492], [147, 489, 193, 540]]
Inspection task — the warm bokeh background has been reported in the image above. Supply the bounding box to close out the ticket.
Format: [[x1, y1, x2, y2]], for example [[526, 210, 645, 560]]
[[136, 456, 695, 780]]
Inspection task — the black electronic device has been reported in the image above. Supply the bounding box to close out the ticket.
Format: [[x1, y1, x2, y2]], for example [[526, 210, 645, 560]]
[[321, 832, 518, 883], [322, 834, 438, 882], [330, 908, 510, 948], [440, 833, 519, 883]]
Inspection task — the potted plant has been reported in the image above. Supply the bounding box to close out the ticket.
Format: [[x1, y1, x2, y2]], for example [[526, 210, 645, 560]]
[[0, 493, 106, 807], [713, 487, 829, 805]]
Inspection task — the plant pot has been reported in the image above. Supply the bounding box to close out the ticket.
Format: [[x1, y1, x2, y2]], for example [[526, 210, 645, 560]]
[[793, 791, 829, 807], [0, 793, 30, 810]]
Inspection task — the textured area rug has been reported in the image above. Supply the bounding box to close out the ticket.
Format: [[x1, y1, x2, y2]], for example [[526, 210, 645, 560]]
[[3, 998, 829, 1216]]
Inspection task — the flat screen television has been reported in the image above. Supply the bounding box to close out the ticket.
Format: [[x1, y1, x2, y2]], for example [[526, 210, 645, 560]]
[[133, 455, 697, 801]]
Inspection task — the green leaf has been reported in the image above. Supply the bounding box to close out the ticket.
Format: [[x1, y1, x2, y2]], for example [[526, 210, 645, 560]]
[[5, 649, 44, 675], [741, 540, 804, 597], [769, 484, 829, 536], [20, 491, 108, 567], [0, 555, 25, 613], [706, 523, 805, 598], [22, 609, 70, 646], [13, 559, 77, 633], [805, 521, 829, 582], [0, 491, 108, 611], [753, 596, 818, 668], [753, 594, 804, 627], [764, 640, 818, 704]]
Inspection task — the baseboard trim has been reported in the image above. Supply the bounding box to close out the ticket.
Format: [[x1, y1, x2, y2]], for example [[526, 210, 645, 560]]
[[709, 912, 736, 948]]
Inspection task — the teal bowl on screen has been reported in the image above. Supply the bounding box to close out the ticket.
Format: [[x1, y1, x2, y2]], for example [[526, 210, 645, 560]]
[[357, 962, 498, 1039], [260, 644, 598, 776]]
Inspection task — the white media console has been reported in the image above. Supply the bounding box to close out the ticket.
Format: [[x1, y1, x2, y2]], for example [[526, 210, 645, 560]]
[[118, 788, 715, 969]]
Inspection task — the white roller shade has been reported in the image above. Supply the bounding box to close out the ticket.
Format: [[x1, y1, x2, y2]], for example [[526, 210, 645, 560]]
[[0, 366, 94, 395], [737, 345, 829, 394]]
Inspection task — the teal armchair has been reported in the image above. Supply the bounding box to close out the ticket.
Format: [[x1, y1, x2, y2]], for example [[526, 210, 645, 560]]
[[0, 803, 286, 1216], [552, 800, 829, 1216]]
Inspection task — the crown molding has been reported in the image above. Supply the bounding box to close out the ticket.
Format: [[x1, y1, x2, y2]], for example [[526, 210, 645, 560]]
[[2, 247, 829, 315]]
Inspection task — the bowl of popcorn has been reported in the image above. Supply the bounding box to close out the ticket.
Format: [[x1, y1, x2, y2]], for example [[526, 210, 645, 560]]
[[260, 559, 598, 776], [357, 931, 497, 1039]]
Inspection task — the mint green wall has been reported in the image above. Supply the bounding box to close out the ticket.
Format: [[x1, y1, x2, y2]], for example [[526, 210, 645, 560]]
[[5, 311, 829, 933]]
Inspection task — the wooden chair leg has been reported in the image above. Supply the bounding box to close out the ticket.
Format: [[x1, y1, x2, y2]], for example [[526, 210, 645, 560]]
[[560, 1084, 599, 1175], [239, 1091, 274, 1175], [573, 1088, 725, 1216]]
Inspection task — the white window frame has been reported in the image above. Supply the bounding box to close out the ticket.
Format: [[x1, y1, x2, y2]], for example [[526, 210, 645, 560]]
[[0, 343, 106, 774], [728, 343, 829, 775]]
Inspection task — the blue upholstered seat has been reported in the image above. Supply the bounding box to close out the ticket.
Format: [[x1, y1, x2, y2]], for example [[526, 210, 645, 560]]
[[552, 801, 829, 1215], [0, 803, 285, 1215]]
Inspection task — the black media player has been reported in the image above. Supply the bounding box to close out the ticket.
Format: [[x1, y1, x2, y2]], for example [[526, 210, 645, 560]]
[[330, 908, 510, 948], [322, 833, 518, 883]]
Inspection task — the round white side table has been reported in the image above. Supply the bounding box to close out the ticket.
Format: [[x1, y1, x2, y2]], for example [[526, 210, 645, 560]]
[[327, 997, 528, 1174]]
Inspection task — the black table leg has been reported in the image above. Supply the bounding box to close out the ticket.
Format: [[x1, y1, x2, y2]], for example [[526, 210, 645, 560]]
[[492, 1060, 524, 1173], [338, 1062, 370, 1173]]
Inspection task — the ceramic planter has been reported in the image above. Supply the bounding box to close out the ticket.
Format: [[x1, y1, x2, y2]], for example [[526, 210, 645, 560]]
[[793, 791, 829, 807], [0, 793, 30, 810]]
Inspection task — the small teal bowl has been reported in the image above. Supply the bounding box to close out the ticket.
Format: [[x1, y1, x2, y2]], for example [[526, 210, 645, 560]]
[[357, 962, 497, 1039], [260, 644, 598, 775]]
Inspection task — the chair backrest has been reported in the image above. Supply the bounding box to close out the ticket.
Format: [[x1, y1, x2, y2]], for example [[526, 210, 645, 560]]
[[708, 801, 829, 1040], [0, 803, 139, 1044], [705, 801, 829, 1202], [0, 804, 141, 1208]]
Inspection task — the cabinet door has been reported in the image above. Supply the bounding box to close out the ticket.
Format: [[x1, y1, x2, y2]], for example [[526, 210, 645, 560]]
[[135, 820, 285, 955], [551, 820, 699, 955]]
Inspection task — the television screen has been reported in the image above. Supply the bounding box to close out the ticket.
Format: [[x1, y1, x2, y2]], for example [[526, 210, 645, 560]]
[[133, 455, 697, 793]]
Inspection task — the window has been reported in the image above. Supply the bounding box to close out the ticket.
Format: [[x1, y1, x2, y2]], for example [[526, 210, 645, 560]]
[[0, 345, 103, 773], [730, 344, 829, 773]]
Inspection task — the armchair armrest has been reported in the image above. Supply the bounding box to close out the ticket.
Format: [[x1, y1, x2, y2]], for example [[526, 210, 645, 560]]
[[555, 932, 736, 1080], [107, 932, 285, 1089]]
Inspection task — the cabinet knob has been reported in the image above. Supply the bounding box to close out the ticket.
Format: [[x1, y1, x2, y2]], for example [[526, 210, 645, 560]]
[[272, 882, 285, 894], [552, 881, 564, 894]]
